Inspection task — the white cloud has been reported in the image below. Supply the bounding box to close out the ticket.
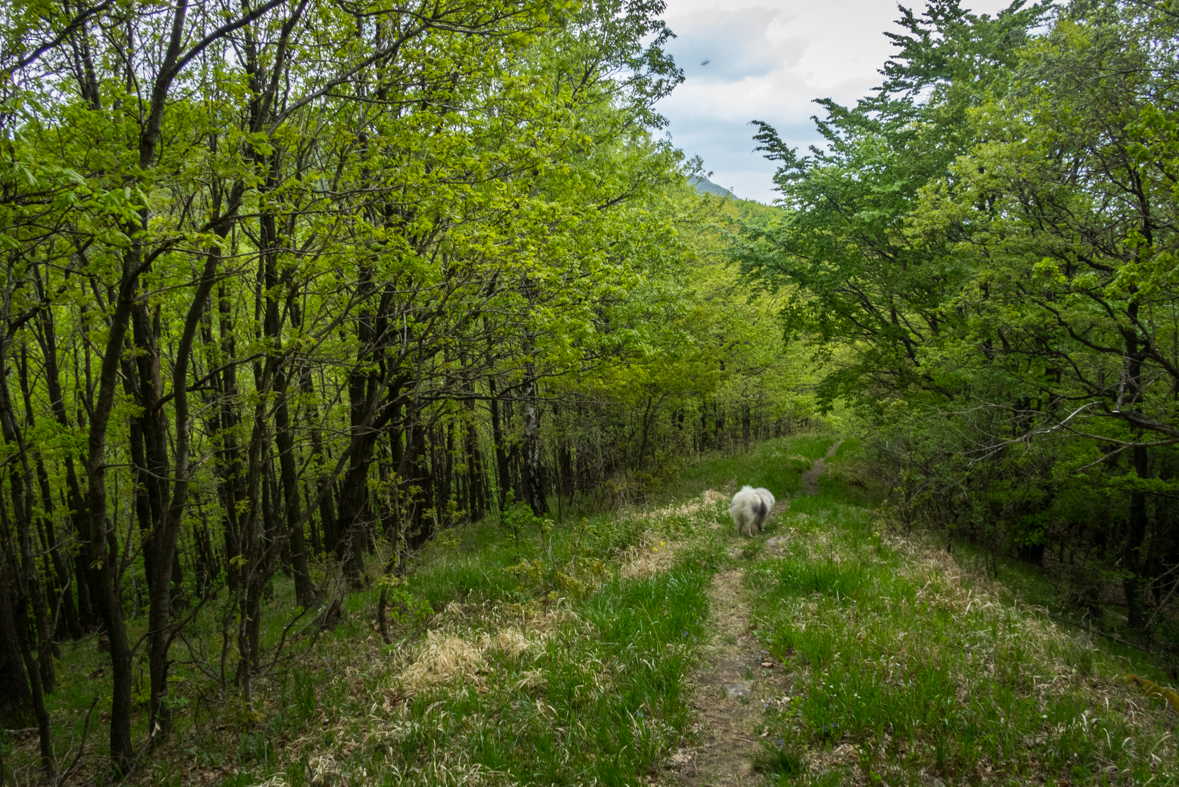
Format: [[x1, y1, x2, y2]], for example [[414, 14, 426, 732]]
[[665, 6, 806, 84], [656, 0, 1020, 203]]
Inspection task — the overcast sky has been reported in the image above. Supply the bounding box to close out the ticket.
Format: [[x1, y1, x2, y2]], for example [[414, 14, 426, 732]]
[[655, 0, 1017, 203]]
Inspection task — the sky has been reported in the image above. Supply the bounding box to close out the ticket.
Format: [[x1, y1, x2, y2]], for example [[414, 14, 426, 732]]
[[655, 0, 1017, 203]]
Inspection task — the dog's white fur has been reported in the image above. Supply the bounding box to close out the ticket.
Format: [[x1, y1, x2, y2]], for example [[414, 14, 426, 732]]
[[730, 486, 776, 537]]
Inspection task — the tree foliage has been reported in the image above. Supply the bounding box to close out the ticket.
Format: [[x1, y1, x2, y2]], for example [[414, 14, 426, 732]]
[[0, 0, 819, 777], [743, 0, 1179, 657]]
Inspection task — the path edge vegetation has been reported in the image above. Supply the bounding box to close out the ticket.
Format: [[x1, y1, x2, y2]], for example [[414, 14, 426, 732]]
[[4, 432, 1179, 785]]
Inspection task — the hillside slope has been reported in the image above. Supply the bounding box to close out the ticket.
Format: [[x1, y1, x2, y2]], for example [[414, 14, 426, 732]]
[[689, 175, 735, 198]]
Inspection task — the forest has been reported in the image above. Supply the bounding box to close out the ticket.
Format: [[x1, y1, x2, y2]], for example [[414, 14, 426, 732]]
[[1, 0, 1178, 783], [744, 0, 1179, 661]]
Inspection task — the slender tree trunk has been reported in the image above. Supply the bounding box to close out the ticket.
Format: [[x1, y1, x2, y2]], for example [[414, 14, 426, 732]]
[[275, 398, 315, 606], [33, 300, 96, 632], [698, 398, 708, 452], [12, 585, 55, 779], [489, 377, 511, 512], [1120, 298, 1149, 631], [147, 226, 237, 743], [521, 375, 548, 516], [295, 330, 336, 560], [1124, 443, 1149, 629], [466, 418, 486, 522], [337, 433, 380, 580], [443, 422, 455, 523], [338, 255, 383, 579], [405, 415, 436, 549], [264, 292, 313, 606], [635, 395, 661, 470], [0, 348, 56, 698], [19, 347, 81, 642]]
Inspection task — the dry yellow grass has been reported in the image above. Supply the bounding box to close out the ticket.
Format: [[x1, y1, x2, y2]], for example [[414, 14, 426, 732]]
[[395, 625, 550, 695], [620, 530, 679, 579], [619, 489, 727, 579]]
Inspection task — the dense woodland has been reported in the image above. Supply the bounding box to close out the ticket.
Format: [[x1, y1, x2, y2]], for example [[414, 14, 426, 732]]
[[744, 0, 1179, 667], [0, 0, 802, 777], [2, 0, 1179, 781]]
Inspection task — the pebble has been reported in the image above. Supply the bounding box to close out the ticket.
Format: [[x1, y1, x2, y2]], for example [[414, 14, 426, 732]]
[[725, 681, 752, 699]]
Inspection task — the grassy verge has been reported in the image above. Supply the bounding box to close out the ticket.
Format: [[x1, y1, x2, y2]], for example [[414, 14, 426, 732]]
[[207, 558, 716, 787], [123, 453, 745, 786], [747, 442, 1179, 786]]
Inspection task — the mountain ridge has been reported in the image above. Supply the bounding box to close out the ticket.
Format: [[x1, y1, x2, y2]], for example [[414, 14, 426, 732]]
[[689, 175, 735, 198]]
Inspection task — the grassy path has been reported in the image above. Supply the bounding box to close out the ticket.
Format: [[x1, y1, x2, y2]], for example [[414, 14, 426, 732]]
[[669, 448, 839, 785], [21, 434, 1177, 786], [799, 440, 842, 496], [666, 435, 1178, 786]]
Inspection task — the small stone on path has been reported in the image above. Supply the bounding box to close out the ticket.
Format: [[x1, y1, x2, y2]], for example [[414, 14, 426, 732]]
[[724, 681, 752, 699]]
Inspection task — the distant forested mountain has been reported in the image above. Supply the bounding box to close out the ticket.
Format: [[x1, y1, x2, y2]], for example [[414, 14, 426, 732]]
[[689, 175, 735, 198]]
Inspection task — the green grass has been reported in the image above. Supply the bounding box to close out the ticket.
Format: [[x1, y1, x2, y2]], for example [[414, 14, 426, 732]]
[[307, 554, 716, 787], [745, 439, 1178, 786], [669, 433, 840, 502], [10, 431, 1178, 787]]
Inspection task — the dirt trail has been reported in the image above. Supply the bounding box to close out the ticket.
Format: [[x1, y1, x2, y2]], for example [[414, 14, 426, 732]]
[[666, 441, 842, 784], [665, 568, 773, 785], [800, 439, 843, 496]]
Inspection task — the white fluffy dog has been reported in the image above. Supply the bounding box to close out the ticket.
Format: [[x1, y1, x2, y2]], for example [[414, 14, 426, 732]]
[[730, 486, 776, 537]]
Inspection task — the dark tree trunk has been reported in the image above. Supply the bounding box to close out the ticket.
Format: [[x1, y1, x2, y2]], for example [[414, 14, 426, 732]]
[[489, 377, 511, 512], [271, 356, 313, 606], [33, 462, 79, 642], [635, 395, 660, 470], [121, 360, 158, 591], [467, 419, 487, 522], [234, 402, 284, 704], [276, 405, 315, 606], [33, 299, 98, 632], [19, 348, 81, 643], [1120, 296, 1150, 632], [443, 422, 455, 523], [405, 416, 435, 549], [193, 516, 218, 599], [338, 251, 383, 579], [1124, 443, 1149, 630], [146, 228, 236, 744], [337, 433, 379, 580], [559, 442, 574, 499], [210, 284, 247, 598], [0, 561, 32, 727], [0, 351, 56, 696], [12, 588, 55, 778]]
